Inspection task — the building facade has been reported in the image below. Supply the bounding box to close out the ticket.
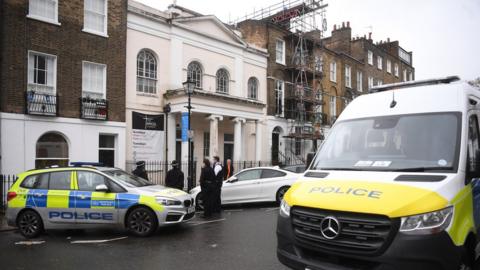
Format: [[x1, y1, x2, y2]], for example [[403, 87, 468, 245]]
[[126, 2, 268, 178], [0, 0, 127, 175]]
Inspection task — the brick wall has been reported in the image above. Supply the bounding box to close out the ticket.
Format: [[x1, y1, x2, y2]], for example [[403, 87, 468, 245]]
[[0, 0, 127, 122]]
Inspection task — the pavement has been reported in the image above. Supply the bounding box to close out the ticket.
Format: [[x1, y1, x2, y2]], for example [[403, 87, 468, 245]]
[[0, 204, 289, 270], [0, 212, 16, 232]]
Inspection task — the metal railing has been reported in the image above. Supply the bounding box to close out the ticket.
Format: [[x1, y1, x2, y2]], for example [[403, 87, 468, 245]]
[[80, 97, 108, 120], [1, 175, 17, 212], [126, 160, 196, 187], [25, 91, 58, 116]]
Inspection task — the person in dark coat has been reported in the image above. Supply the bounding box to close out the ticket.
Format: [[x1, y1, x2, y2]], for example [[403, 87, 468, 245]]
[[213, 156, 224, 213], [224, 159, 234, 180], [199, 159, 216, 218], [132, 161, 149, 180], [165, 160, 184, 190]]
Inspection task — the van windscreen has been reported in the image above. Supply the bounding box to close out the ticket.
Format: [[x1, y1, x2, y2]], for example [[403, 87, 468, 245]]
[[312, 112, 461, 173]]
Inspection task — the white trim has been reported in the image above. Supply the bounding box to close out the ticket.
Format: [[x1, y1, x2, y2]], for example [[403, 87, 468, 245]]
[[27, 0, 60, 25], [82, 28, 109, 38], [0, 112, 126, 127], [275, 39, 286, 65], [82, 61, 107, 98], [27, 50, 58, 94], [83, 0, 108, 36]]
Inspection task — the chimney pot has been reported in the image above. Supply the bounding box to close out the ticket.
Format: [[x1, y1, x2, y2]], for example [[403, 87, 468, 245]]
[[368, 32, 372, 40], [334, 24, 337, 30], [387, 37, 390, 42], [342, 22, 345, 28], [347, 21, 350, 28]]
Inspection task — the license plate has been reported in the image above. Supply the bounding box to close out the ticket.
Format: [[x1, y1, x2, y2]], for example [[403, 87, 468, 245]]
[[187, 207, 195, 214]]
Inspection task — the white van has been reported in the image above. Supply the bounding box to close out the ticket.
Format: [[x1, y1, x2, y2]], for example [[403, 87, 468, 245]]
[[277, 76, 480, 270]]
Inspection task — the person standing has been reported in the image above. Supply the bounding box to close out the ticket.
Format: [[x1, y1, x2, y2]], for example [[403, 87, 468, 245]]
[[213, 156, 224, 213], [132, 161, 149, 180], [199, 159, 216, 218], [224, 159, 234, 180], [165, 160, 184, 190]]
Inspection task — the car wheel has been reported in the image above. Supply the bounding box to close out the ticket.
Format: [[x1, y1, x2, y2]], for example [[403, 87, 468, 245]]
[[459, 244, 475, 270], [195, 192, 205, 211], [17, 210, 44, 238], [276, 186, 290, 204], [126, 207, 158, 237]]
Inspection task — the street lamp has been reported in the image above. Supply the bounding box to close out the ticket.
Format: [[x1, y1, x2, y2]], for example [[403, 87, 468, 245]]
[[163, 103, 171, 175], [183, 79, 195, 191]]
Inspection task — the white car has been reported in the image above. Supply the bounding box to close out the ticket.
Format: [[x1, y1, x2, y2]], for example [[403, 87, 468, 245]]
[[190, 166, 301, 209]]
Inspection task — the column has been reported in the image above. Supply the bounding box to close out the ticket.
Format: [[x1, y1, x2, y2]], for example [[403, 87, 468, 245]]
[[255, 120, 262, 161], [167, 113, 176, 162], [170, 37, 183, 89], [233, 118, 246, 161], [208, 115, 223, 158]]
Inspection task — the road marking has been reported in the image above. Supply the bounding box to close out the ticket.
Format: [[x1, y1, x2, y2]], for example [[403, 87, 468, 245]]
[[70, 236, 128, 244], [264, 207, 279, 212], [15, 240, 45, 245], [224, 209, 243, 212], [188, 218, 226, 226]]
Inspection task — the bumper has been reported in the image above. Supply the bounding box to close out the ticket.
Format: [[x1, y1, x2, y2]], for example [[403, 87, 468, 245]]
[[155, 206, 195, 225], [277, 214, 462, 270]]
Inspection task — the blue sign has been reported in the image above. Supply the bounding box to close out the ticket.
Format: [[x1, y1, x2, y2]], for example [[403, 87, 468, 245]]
[[181, 112, 189, 142]]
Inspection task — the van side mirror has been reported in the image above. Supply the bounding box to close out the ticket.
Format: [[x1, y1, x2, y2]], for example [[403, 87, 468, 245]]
[[95, 184, 109, 192]]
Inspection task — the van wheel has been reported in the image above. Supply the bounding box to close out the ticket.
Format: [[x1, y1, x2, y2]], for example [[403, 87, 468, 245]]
[[276, 186, 290, 204], [17, 210, 43, 238], [195, 192, 205, 211], [459, 245, 475, 270], [126, 207, 158, 237]]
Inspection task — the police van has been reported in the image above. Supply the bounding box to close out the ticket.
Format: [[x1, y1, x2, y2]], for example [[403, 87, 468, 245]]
[[6, 165, 195, 238], [277, 76, 480, 270]]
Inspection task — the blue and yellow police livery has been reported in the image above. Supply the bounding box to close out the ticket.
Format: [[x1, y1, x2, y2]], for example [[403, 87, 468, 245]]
[[6, 166, 195, 238]]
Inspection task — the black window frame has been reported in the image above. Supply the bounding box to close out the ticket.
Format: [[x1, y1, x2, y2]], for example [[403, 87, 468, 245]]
[[261, 169, 287, 179]]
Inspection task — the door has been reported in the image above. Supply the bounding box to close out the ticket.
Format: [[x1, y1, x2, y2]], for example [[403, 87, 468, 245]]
[[272, 132, 280, 165], [257, 169, 288, 201], [74, 171, 118, 225], [221, 169, 262, 204], [224, 144, 234, 162]]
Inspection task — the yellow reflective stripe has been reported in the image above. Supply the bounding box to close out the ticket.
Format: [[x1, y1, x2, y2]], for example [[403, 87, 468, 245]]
[[47, 190, 70, 208], [447, 185, 474, 246], [139, 195, 163, 211], [71, 171, 78, 190], [8, 188, 28, 208], [91, 192, 116, 209]]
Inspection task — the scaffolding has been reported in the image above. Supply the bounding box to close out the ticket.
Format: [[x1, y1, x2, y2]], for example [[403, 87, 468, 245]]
[[234, 0, 328, 163]]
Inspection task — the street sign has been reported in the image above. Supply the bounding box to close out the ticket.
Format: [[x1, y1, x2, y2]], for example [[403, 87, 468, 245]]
[[181, 112, 189, 142]]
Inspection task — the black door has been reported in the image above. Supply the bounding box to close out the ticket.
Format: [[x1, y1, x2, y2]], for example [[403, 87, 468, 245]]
[[272, 132, 280, 165], [224, 143, 234, 162]]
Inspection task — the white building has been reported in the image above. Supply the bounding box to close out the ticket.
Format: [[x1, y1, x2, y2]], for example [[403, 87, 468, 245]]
[[126, 2, 268, 178]]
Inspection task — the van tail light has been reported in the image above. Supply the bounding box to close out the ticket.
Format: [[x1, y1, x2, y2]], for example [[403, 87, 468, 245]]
[[7, 191, 17, 202]]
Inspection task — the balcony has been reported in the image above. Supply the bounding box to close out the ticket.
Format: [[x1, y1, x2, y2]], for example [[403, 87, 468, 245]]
[[25, 91, 58, 116], [80, 97, 108, 120]]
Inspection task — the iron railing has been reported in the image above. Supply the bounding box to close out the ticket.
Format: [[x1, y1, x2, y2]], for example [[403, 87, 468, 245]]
[[25, 91, 58, 116], [126, 160, 196, 188], [80, 97, 108, 120], [1, 175, 17, 212]]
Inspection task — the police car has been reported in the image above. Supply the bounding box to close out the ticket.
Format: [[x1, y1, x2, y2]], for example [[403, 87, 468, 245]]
[[6, 165, 195, 238]]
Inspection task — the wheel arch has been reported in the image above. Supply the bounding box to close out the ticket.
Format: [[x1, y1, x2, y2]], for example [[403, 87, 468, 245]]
[[123, 204, 158, 228]]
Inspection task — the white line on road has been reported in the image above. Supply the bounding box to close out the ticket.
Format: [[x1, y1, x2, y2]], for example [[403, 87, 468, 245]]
[[70, 236, 128, 244], [263, 207, 279, 212], [188, 218, 226, 226], [15, 240, 45, 245]]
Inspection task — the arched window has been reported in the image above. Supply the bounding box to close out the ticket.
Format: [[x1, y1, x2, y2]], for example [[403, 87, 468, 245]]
[[36, 132, 69, 169], [216, 68, 229, 93], [247, 77, 258, 99], [137, 49, 157, 94], [187, 61, 203, 89]]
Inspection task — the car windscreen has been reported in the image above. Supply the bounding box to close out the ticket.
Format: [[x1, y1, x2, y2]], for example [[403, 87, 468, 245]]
[[102, 169, 153, 187], [312, 112, 461, 173]]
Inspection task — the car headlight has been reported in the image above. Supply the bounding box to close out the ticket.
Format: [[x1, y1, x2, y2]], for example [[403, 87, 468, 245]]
[[279, 199, 291, 217], [400, 206, 453, 235], [155, 196, 182, 206]]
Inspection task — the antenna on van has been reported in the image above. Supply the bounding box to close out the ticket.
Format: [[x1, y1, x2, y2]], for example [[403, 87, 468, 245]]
[[390, 91, 397, 108]]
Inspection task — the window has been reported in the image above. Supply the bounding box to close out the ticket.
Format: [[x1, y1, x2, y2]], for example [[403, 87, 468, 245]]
[[275, 80, 284, 116], [21, 173, 49, 189], [468, 116, 480, 175], [82, 61, 106, 99], [136, 50, 157, 94], [357, 71, 363, 92], [203, 132, 210, 157], [330, 96, 336, 117], [408, 72, 413, 81], [99, 135, 115, 167], [248, 77, 258, 99], [368, 76, 374, 89], [403, 69, 407, 82], [28, 51, 57, 93], [330, 61, 337, 82], [387, 60, 392, 74], [276, 39, 285, 65], [315, 56, 323, 72], [345, 65, 351, 88], [377, 56, 383, 70], [261, 169, 286, 179], [236, 169, 262, 181], [367, 50, 373, 65], [28, 0, 58, 24], [77, 171, 108, 191], [49, 171, 72, 190], [187, 61, 203, 89], [394, 63, 399, 77], [83, 0, 107, 36], [36, 132, 69, 169], [216, 68, 229, 93]]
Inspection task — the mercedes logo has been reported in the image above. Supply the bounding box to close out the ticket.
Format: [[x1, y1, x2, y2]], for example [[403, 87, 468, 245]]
[[320, 216, 341, 240]]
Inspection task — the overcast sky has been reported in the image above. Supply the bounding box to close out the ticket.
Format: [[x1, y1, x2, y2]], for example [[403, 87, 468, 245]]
[[137, 0, 480, 81]]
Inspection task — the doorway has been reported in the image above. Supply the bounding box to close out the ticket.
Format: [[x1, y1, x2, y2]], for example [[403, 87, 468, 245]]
[[224, 133, 234, 161], [272, 126, 282, 165]]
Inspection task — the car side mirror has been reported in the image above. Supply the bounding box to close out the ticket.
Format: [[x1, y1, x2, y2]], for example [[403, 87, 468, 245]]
[[95, 184, 109, 192], [228, 177, 238, 183]]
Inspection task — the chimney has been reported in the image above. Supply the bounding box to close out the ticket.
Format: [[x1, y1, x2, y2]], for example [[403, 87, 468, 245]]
[[333, 24, 337, 31], [347, 21, 350, 28], [368, 32, 372, 40], [387, 37, 390, 42], [364, 34, 366, 39], [342, 22, 345, 28]]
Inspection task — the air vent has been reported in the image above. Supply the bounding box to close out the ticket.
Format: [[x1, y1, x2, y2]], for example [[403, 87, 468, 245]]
[[304, 172, 329, 178], [394, 175, 446, 182]]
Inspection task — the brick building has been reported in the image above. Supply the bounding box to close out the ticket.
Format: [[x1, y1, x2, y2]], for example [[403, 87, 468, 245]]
[[237, 16, 414, 164], [0, 0, 128, 174]]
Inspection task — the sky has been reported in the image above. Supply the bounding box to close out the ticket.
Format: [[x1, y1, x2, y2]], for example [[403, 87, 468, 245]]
[[137, 0, 480, 81]]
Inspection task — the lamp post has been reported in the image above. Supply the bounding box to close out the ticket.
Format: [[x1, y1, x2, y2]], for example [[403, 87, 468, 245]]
[[183, 80, 195, 191], [163, 103, 171, 175]]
